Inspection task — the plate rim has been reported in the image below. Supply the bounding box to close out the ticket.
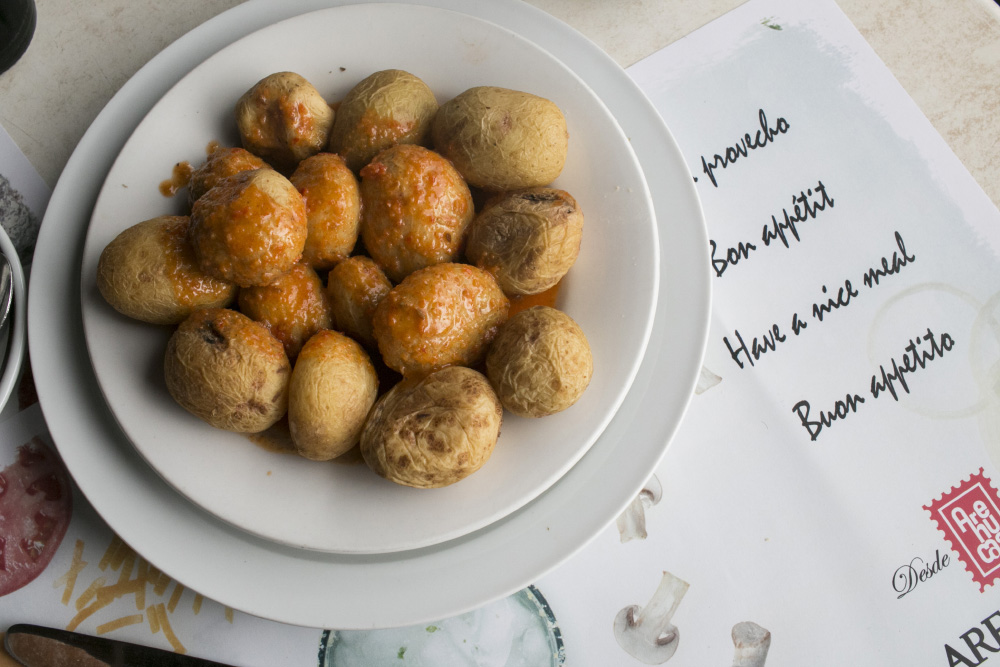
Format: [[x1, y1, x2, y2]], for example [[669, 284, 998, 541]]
[[28, 0, 710, 629], [0, 224, 26, 413], [76, 1, 661, 554]]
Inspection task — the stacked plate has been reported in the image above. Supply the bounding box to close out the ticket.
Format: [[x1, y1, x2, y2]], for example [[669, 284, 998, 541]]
[[28, 0, 710, 629]]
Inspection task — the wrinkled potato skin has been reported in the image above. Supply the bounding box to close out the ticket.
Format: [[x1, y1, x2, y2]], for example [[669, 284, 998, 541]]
[[238, 263, 333, 361], [189, 168, 307, 287], [289, 330, 379, 461], [188, 146, 268, 206], [326, 256, 392, 349], [235, 71, 335, 172], [328, 69, 439, 172], [467, 188, 583, 296], [373, 263, 509, 377], [97, 216, 237, 325], [361, 366, 502, 488], [164, 308, 291, 432], [289, 153, 361, 271], [485, 306, 592, 417], [359, 144, 474, 283], [432, 86, 568, 191]]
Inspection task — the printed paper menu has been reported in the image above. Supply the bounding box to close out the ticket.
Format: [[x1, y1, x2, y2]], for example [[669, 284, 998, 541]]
[[538, 0, 1000, 664]]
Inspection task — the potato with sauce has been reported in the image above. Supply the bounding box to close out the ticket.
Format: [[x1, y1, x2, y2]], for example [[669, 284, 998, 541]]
[[187, 146, 268, 205], [326, 256, 392, 350], [234, 71, 335, 172], [164, 308, 291, 433], [360, 366, 502, 488], [288, 330, 379, 461], [359, 144, 474, 283], [432, 86, 568, 191], [289, 153, 361, 271], [188, 168, 307, 287], [237, 263, 333, 361], [328, 69, 439, 172], [485, 306, 592, 417], [467, 187, 583, 296], [373, 263, 509, 377], [96, 215, 237, 325]]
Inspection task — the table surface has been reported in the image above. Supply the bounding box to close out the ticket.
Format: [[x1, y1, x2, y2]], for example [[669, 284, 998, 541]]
[[1, 0, 999, 210]]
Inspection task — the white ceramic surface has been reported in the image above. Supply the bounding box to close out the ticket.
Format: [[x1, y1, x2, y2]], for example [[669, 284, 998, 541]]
[[79, 3, 658, 554], [0, 225, 25, 413], [29, 0, 709, 629]]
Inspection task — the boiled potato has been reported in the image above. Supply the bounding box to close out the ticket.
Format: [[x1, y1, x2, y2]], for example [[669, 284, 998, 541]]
[[164, 308, 291, 432], [96, 215, 237, 325], [288, 330, 379, 461], [326, 256, 392, 350], [328, 69, 439, 172], [189, 168, 307, 287], [238, 263, 333, 361], [360, 366, 502, 488], [432, 86, 568, 191], [373, 263, 509, 377], [466, 188, 583, 296], [289, 153, 361, 271], [188, 146, 268, 205], [485, 306, 592, 417], [359, 144, 474, 283], [234, 71, 335, 172]]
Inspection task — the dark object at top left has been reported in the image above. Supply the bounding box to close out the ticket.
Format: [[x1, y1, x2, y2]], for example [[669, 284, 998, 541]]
[[0, 0, 36, 75]]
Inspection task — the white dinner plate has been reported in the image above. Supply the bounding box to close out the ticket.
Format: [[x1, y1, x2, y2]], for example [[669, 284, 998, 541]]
[[30, 0, 709, 628], [79, 3, 658, 554]]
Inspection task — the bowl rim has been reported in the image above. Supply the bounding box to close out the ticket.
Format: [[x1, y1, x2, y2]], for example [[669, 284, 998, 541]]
[[75, 1, 660, 554], [0, 224, 27, 413]]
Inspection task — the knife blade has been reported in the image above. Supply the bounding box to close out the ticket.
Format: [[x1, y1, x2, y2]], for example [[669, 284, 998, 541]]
[[4, 624, 238, 667]]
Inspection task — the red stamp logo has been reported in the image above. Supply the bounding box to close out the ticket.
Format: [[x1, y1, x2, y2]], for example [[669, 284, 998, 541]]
[[925, 468, 1000, 591]]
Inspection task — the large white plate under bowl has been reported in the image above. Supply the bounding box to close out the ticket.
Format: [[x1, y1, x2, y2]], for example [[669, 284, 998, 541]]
[[79, 4, 658, 555], [30, 0, 709, 629]]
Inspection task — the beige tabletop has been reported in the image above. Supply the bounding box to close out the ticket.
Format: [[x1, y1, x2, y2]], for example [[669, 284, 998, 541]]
[[1, 0, 999, 209]]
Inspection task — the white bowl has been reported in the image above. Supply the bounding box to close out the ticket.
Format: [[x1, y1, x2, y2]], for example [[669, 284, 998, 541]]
[[79, 4, 659, 554], [0, 224, 26, 413]]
